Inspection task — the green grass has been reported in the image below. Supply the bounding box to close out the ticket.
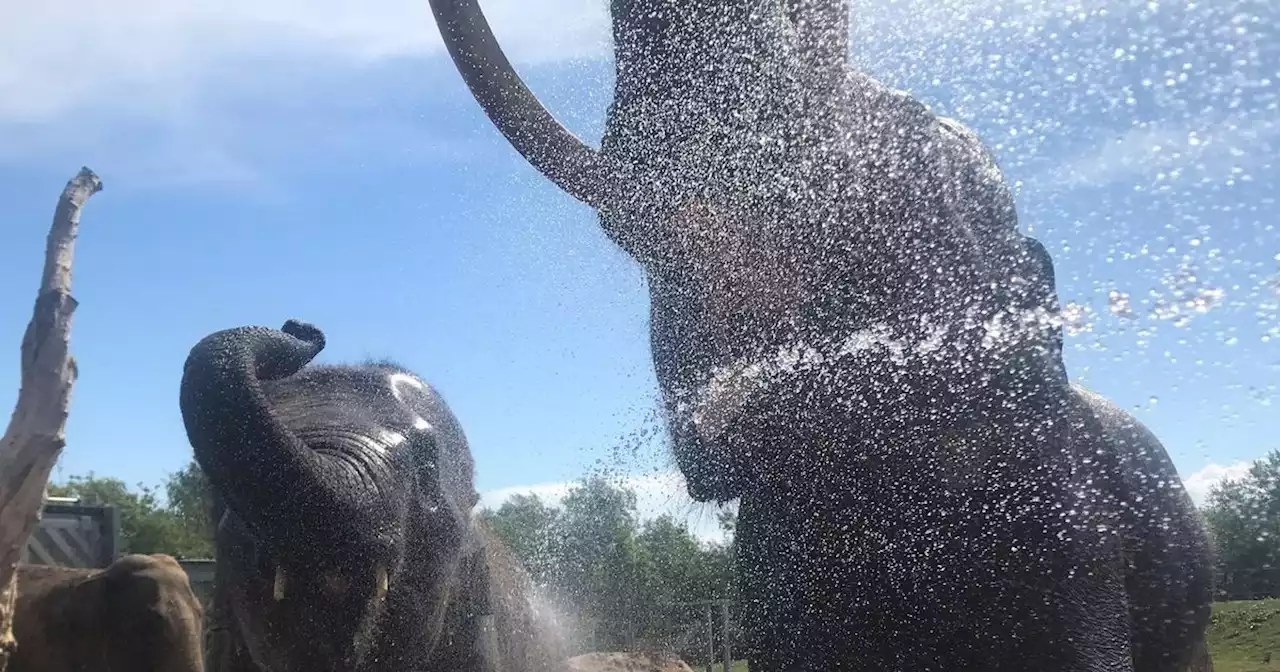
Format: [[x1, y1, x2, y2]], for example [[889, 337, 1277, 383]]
[[691, 600, 1280, 672], [706, 662, 749, 672], [1210, 599, 1280, 672]]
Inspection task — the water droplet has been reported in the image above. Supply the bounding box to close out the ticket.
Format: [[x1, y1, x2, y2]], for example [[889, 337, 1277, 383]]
[[1108, 290, 1133, 318]]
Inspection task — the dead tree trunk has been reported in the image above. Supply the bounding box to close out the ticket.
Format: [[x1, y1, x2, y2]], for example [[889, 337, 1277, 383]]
[[0, 167, 102, 672]]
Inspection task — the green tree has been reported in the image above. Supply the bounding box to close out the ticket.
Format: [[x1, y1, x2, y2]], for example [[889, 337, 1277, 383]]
[[555, 476, 644, 635], [478, 475, 746, 655], [633, 514, 733, 647], [1203, 450, 1280, 599], [48, 473, 189, 557], [717, 509, 737, 537], [48, 466, 215, 560], [164, 460, 216, 558], [637, 515, 711, 604], [479, 493, 561, 584]]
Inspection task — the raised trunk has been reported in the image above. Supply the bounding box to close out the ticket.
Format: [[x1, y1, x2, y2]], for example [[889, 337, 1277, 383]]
[[178, 321, 355, 564], [427, 0, 619, 208]]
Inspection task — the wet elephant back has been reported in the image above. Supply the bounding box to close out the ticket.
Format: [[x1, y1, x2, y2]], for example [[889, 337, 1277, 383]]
[[1069, 384, 1215, 672]]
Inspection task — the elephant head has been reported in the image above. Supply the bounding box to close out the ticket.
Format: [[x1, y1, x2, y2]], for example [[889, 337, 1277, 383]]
[[179, 320, 484, 672], [428, 1, 1068, 502]]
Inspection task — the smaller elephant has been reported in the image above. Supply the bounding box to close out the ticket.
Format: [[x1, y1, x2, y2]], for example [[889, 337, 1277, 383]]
[[10, 553, 205, 672], [182, 320, 567, 672]]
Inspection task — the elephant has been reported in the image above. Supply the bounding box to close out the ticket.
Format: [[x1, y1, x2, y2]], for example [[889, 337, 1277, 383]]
[[9, 553, 205, 672], [427, 0, 1215, 670], [179, 320, 567, 672]]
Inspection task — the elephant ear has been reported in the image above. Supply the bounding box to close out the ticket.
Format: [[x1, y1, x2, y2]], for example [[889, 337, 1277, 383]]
[[401, 382, 478, 519], [96, 558, 168, 642], [409, 427, 442, 500], [68, 569, 111, 631], [397, 401, 475, 533], [946, 117, 1068, 390]]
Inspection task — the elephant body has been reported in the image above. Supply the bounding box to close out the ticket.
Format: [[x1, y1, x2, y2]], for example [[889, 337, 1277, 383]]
[[181, 322, 566, 672], [600, 13, 1215, 668], [426, 0, 1217, 669], [10, 554, 205, 672], [731, 384, 1213, 671]]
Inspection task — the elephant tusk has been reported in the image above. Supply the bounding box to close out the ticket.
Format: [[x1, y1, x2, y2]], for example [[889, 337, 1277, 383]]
[[375, 565, 389, 602], [273, 566, 288, 601]]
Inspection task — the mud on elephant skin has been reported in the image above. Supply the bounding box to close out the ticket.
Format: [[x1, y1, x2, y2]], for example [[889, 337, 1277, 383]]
[[10, 553, 205, 672], [180, 320, 566, 672]]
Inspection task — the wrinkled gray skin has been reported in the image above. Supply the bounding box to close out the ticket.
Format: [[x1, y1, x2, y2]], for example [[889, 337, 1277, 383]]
[[180, 320, 566, 672], [428, 1, 1214, 669]]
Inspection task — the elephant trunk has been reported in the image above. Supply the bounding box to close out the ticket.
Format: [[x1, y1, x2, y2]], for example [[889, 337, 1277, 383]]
[[179, 320, 351, 563]]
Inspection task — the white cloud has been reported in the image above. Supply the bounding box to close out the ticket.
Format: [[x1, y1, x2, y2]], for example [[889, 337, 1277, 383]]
[[480, 481, 576, 509], [1040, 114, 1279, 191], [480, 469, 736, 546], [1182, 460, 1253, 507], [0, 0, 1220, 190], [854, 0, 1115, 44], [3, 0, 1141, 127], [0, 0, 611, 124]]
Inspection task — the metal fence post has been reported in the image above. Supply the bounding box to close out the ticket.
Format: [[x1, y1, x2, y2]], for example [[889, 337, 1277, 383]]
[[721, 599, 731, 671], [707, 605, 718, 672], [102, 504, 122, 563]]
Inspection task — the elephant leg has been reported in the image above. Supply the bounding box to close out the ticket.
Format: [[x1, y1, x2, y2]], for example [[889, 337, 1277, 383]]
[[207, 632, 258, 672], [204, 573, 259, 672], [734, 495, 799, 671], [205, 629, 258, 672], [206, 497, 258, 672], [1182, 638, 1213, 672], [204, 562, 247, 672]]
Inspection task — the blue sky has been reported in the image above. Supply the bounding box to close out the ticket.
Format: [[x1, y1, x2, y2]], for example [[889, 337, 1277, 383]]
[[0, 0, 1275, 542]]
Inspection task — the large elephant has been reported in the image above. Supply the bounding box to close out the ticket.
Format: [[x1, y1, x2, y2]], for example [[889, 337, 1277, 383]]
[[179, 320, 567, 672], [427, 1, 1214, 670]]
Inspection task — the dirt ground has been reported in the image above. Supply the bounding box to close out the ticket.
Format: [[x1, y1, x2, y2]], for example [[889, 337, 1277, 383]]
[[565, 651, 695, 672]]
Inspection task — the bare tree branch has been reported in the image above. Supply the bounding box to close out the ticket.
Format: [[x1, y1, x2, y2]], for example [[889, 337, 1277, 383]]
[[0, 167, 102, 672]]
